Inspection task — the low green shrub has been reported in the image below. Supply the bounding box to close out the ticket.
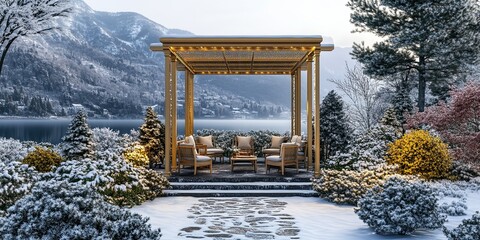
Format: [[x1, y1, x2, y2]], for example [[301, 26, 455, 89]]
[[196, 129, 288, 157], [45, 155, 169, 207], [0, 180, 162, 239], [312, 165, 400, 205], [0, 161, 39, 216], [356, 177, 446, 235], [444, 211, 480, 240]]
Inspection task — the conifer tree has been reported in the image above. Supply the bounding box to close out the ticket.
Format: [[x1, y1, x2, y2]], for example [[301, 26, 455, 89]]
[[139, 107, 165, 167], [328, 108, 403, 170], [348, 0, 480, 111], [320, 90, 351, 162], [61, 110, 95, 160], [391, 78, 413, 124]]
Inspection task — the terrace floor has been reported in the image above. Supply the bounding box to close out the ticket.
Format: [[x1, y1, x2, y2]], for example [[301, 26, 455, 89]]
[[157, 158, 314, 180]]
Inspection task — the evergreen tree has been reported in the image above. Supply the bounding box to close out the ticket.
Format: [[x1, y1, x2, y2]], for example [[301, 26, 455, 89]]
[[348, 0, 480, 111], [328, 108, 403, 170], [320, 90, 351, 162], [139, 107, 165, 167], [61, 111, 95, 160], [391, 78, 413, 124]]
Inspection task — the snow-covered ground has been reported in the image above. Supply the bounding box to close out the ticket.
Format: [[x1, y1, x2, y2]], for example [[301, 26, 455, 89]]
[[132, 190, 480, 240]]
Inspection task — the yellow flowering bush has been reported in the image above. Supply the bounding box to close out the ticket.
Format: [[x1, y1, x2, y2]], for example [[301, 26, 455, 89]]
[[123, 143, 149, 168], [22, 147, 63, 173], [386, 130, 451, 179]]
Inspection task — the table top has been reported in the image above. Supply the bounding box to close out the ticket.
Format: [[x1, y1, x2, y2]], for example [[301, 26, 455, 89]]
[[231, 155, 257, 160]]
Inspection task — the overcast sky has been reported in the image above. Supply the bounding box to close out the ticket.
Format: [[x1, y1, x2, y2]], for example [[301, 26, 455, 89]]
[[83, 0, 379, 48]]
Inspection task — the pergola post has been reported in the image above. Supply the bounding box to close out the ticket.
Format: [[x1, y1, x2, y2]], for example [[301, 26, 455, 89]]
[[314, 50, 321, 178], [290, 73, 295, 135], [185, 71, 194, 136], [306, 55, 313, 171], [163, 51, 172, 177], [171, 55, 178, 172], [295, 68, 301, 136]]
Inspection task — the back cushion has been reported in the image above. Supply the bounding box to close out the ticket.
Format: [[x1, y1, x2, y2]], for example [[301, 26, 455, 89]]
[[237, 136, 252, 149], [184, 135, 197, 155], [197, 135, 214, 148], [271, 136, 284, 149]]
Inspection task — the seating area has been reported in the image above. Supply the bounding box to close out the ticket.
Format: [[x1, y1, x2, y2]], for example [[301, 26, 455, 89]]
[[175, 134, 309, 176]]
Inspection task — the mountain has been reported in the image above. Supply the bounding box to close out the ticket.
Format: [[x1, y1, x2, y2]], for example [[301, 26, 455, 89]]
[[0, 0, 355, 118]]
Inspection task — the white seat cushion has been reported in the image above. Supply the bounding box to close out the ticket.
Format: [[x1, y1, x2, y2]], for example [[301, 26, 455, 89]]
[[198, 135, 214, 148], [207, 148, 224, 154], [266, 155, 282, 162], [196, 155, 211, 162], [297, 151, 305, 156], [263, 148, 280, 155]]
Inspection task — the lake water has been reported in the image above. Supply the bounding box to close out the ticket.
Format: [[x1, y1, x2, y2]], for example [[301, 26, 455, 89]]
[[0, 119, 293, 144]]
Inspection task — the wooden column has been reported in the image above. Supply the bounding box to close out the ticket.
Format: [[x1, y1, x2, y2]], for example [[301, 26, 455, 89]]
[[184, 71, 194, 136], [290, 73, 295, 135], [295, 68, 302, 136], [314, 50, 321, 178], [306, 55, 313, 171], [163, 51, 172, 177], [171, 55, 178, 171]]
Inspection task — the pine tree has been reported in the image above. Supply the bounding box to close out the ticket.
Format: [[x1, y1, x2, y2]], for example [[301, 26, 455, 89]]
[[61, 111, 95, 160], [320, 90, 351, 162], [348, 0, 480, 111], [139, 107, 165, 167]]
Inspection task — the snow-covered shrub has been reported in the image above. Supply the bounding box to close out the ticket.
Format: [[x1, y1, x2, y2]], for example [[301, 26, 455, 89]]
[[196, 129, 287, 157], [21, 146, 63, 172], [327, 108, 402, 170], [0, 180, 162, 239], [92, 127, 126, 159], [45, 155, 168, 206], [139, 107, 165, 167], [439, 200, 467, 216], [0, 138, 28, 163], [137, 167, 170, 200], [123, 143, 149, 168], [450, 161, 479, 181], [312, 165, 399, 205], [355, 177, 446, 235], [61, 110, 95, 160], [0, 161, 39, 216], [444, 211, 480, 240], [387, 130, 452, 179]]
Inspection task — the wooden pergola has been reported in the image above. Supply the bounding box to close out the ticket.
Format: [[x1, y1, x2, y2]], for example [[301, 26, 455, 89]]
[[150, 35, 334, 178]]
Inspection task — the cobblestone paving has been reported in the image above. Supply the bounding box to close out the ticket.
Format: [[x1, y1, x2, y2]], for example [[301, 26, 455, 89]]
[[179, 198, 300, 239]]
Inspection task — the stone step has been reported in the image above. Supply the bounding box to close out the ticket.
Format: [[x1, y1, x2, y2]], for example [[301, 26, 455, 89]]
[[163, 189, 319, 197], [169, 176, 312, 183], [170, 182, 312, 190]]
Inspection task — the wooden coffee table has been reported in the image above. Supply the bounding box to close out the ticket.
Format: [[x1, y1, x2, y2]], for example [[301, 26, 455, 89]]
[[230, 155, 257, 172]]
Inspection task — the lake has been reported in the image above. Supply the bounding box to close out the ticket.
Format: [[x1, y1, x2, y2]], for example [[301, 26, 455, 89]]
[[0, 119, 295, 144]]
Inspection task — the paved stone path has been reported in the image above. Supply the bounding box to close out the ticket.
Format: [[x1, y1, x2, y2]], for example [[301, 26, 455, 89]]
[[179, 198, 300, 239]]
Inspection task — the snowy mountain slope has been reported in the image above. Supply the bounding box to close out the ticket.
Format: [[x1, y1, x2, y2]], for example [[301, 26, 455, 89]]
[[0, 0, 354, 117]]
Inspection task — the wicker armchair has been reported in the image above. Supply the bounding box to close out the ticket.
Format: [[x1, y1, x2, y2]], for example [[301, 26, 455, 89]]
[[265, 143, 299, 175], [177, 136, 212, 175]]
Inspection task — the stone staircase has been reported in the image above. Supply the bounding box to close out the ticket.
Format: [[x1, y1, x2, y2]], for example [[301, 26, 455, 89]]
[[164, 176, 318, 197]]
